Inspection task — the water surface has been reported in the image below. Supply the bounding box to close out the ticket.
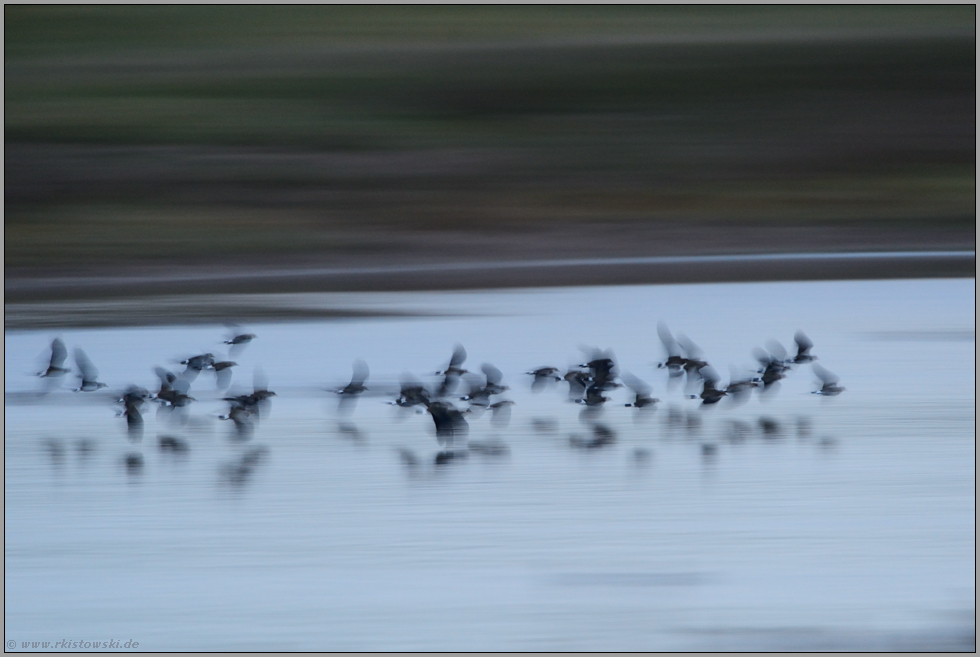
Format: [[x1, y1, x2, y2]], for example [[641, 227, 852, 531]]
[[5, 278, 975, 651]]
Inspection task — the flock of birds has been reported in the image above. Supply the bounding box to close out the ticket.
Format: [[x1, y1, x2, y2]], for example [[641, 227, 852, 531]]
[[29, 321, 846, 476]]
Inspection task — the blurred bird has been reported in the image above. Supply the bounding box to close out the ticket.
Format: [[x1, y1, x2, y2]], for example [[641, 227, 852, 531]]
[[488, 400, 515, 428], [219, 403, 256, 439], [223, 369, 276, 419], [753, 345, 789, 391], [153, 367, 194, 408], [460, 363, 509, 408], [423, 399, 469, 445], [725, 366, 760, 404], [812, 364, 845, 396], [116, 385, 150, 441], [579, 346, 619, 391], [224, 332, 256, 347], [211, 360, 237, 390], [334, 358, 369, 415], [73, 347, 107, 391], [38, 338, 70, 378], [676, 334, 710, 395], [223, 324, 257, 356], [656, 323, 688, 377], [692, 366, 727, 405], [563, 369, 591, 402], [526, 366, 562, 392], [435, 344, 468, 398], [790, 330, 818, 364], [179, 353, 215, 381], [390, 373, 431, 409], [621, 372, 659, 409], [576, 384, 611, 408]]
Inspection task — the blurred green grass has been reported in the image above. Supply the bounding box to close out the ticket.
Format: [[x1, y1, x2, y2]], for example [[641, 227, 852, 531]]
[[5, 6, 975, 271]]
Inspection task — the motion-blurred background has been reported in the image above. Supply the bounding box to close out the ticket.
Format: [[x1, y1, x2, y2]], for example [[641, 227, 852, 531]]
[[5, 5, 975, 279]]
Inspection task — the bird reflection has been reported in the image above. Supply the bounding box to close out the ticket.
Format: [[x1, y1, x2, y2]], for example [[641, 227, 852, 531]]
[[42, 438, 66, 467], [469, 439, 510, 456], [336, 421, 366, 441], [123, 453, 144, 475], [570, 423, 617, 449], [159, 435, 189, 454], [220, 446, 269, 487], [434, 450, 468, 465]]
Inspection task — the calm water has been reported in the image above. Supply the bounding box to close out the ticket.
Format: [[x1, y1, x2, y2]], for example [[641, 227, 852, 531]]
[[5, 279, 975, 651]]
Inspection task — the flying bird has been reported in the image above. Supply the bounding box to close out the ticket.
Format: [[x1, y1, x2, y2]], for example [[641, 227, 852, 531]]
[[73, 348, 107, 391]]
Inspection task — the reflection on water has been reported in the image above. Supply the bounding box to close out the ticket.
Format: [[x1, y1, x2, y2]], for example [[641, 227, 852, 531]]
[[4, 279, 975, 651]]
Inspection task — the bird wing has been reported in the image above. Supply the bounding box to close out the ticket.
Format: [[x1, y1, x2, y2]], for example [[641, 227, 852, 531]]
[[677, 334, 703, 360], [752, 347, 773, 367], [216, 368, 233, 390], [621, 372, 651, 396], [172, 377, 192, 395], [812, 363, 839, 385], [449, 343, 467, 369], [50, 338, 68, 368], [351, 358, 369, 387], [657, 322, 680, 357], [794, 330, 813, 356], [765, 339, 788, 362], [73, 348, 99, 381], [481, 363, 503, 386], [700, 365, 721, 388]]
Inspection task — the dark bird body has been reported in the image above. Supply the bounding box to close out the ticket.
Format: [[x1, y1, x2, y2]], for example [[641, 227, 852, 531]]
[[179, 353, 215, 382], [579, 347, 620, 392], [391, 374, 431, 409], [725, 371, 760, 404], [224, 370, 276, 420], [424, 400, 469, 444], [693, 367, 727, 405], [460, 363, 509, 407], [224, 333, 256, 346], [219, 404, 256, 438], [117, 385, 149, 441], [753, 346, 789, 391]]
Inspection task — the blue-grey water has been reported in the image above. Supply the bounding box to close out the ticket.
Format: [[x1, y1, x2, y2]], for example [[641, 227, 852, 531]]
[[5, 278, 975, 651]]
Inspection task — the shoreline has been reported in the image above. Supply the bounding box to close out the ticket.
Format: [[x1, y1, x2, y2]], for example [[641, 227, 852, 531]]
[[5, 250, 974, 330]]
